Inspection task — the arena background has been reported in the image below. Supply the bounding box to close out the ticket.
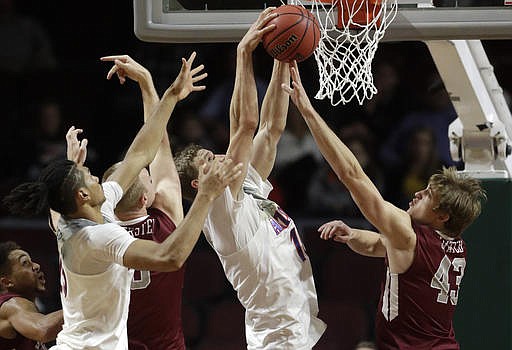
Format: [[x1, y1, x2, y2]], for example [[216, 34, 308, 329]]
[[1, 1, 511, 349]]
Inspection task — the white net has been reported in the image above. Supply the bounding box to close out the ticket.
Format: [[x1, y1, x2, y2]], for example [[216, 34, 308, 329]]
[[291, 0, 398, 106]]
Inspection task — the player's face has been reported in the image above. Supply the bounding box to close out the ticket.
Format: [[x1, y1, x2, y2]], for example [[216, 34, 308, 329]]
[[7, 249, 46, 297], [193, 149, 225, 175], [78, 165, 105, 206], [406, 185, 439, 225], [139, 168, 155, 207]]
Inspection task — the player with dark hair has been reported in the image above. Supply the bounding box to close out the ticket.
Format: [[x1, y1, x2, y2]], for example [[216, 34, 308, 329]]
[[282, 60, 486, 349], [174, 9, 326, 349], [0, 241, 63, 349], [3, 53, 242, 350]]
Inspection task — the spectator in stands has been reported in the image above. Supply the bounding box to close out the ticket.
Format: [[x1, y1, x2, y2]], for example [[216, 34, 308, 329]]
[[274, 103, 322, 212], [385, 126, 443, 209], [307, 123, 384, 217], [379, 73, 460, 170]]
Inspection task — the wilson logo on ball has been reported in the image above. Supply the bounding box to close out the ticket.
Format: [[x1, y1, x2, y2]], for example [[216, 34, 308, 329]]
[[269, 34, 298, 57], [262, 5, 320, 63]]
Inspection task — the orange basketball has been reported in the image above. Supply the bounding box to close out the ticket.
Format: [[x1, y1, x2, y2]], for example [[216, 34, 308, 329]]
[[262, 5, 321, 63]]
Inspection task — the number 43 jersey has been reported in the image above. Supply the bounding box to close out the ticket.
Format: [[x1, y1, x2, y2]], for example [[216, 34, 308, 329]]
[[376, 221, 466, 350]]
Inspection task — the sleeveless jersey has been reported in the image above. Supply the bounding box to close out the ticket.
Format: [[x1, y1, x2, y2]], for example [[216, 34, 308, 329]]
[[53, 182, 136, 350], [120, 207, 186, 350], [376, 222, 466, 349], [0, 293, 47, 350], [203, 166, 326, 350]]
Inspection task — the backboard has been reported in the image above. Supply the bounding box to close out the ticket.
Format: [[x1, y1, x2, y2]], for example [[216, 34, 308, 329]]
[[133, 0, 512, 43], [132, 0, 512, 178]]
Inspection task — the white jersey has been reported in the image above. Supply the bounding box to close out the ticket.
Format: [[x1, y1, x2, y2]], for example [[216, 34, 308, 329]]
[[52, 182, 136, 350], [203, 166, 326, 350]]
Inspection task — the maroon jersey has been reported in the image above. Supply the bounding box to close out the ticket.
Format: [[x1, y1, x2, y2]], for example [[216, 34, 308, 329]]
[[122, 207, 186, 350], [0, 293, 47, 350], [376, 222, 466, 349]]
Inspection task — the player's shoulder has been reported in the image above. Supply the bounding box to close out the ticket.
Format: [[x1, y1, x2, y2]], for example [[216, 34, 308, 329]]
[[83, 222, 130, 244], [0, 293, 20, 305], [147, 206, 168, 218], [0, 295, 35, 313]]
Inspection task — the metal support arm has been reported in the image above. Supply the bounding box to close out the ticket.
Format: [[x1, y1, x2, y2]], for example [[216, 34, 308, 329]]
[[425, 39, 512, 179]]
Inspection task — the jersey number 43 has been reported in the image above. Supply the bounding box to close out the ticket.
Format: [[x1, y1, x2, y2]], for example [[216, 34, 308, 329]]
[[430, 255, 466, 306]]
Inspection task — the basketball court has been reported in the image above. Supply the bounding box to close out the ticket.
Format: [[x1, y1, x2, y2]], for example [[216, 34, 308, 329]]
[[132, 1, 512, 349]]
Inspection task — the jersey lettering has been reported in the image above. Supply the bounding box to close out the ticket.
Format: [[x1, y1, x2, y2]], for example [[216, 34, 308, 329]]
[[290, 228, 307, 262], [430, 255, 466, 305], [270, 206, 291, 235], [35, 341, 48, 349], [450, 257, 466, 305], [273, 207, 291, 228], [131, 269, 151, 290], [125, 218, 155, 238], [269, 207, 307, 262], [125, 219, 154, 290]]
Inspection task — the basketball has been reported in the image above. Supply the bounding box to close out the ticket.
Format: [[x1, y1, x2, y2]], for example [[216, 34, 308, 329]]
[[262, 5, 321, 63]]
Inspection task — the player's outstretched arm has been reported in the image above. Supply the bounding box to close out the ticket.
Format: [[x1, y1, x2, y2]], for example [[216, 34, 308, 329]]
[[318, 220, 386, 258], [251, 59, 290, 181], [282, 60, 415, 253], [225, 7, 278, 198], [228, 6, 277, 139], [2, 297, 63, 343], [123, 158, 243, 271], [146, 59, 203, 224], [100, 54, 160, 117], [104, 52, 206, 194], [49, 126, 89, 232], [103, 54, 196, 223]]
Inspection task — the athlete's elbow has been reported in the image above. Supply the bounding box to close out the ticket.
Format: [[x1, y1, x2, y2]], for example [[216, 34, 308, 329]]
[[348, 161, 364, 180], [157, 251, 186, 272], [239, 114, 259, 133], [337, 171, 362, 196], [367, 243, 386, 257], [167, 253, 186, 271], [32, 326, 59, 343]]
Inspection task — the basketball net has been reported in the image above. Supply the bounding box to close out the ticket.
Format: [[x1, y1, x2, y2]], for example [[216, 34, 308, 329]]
[[290, 0, 398, 106]]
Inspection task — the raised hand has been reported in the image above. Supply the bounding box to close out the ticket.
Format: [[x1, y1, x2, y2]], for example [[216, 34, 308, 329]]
[[65, 126, 88, 165], [318, 220, 354, 243], [168, 51, 207, 101], [197, 158, 243, 200], [238, 7, 277, 52], [281, 60, 314, 113], [100, 54, 150, 85]]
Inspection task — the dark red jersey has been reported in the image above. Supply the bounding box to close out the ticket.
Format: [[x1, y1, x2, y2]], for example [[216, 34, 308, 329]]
[[0, 293, 47, 350], [123, 207, 186, 350], [376, 222, 466, 349]]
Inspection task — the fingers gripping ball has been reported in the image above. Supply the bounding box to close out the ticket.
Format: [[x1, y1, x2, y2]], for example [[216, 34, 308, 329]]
[[262, 5, 321, 63]]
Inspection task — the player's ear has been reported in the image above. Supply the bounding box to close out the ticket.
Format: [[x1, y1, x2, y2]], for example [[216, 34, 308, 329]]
[[140, 193, 148, 209], [0, 276, 13, 290], [191, 179, 199, 190], [77, 188, 90, 203]]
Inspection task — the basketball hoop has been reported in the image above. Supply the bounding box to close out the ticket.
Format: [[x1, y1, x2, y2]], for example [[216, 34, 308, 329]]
[[291, 0, 398, 106]]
